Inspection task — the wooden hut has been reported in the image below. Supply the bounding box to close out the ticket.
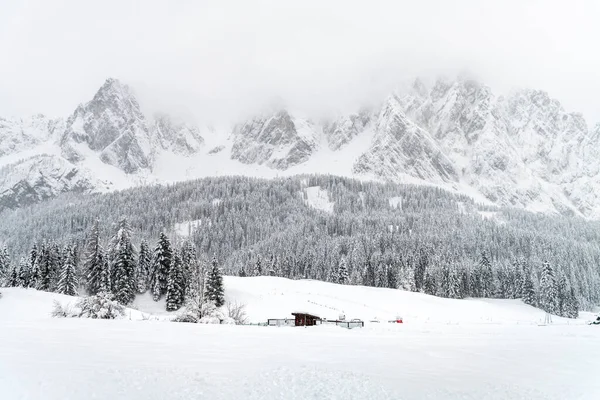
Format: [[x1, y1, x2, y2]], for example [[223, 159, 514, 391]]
[[291, 312, 322, 326]]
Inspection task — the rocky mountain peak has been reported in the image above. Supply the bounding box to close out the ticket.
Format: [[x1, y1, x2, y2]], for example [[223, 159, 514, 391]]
[[60, 78, 153, 173], [231, 109, 317, 170]]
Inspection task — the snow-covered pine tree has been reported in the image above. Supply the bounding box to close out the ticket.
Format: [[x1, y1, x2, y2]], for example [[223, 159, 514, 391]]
[[556, 269, 569, 317], [494, 264, 506, 299], [423, 269, 437, 295], [414, 249, 428, 292], [439, 261, 451, 298], [98, 251, 110, 294], [84, 220, 109, 295], [36, 243, 52, 291], [363, 259, 376, 287], [459, 265, 470, 297], [0, 246, 10, 286], [57, 246, 78, 296], [7, 264, 19, 287], [337, 256, 349, 285], [136, 239, 152, 294], [521, 269, 537, 306], [349, 263, 361, 285], [386, 263, 398, 289], [479, 251, 494, 298], [17, 257, 30, 288], [238, 266, 247, 277], [49, 243, 62, 291], [150, 232, 172, 301], [28, 244, 39, 288], [253, 255, 262, 276], [375, 262, 387, 288], [267, 254, 277, 276], [166, 253, 185, 311], [469, 266, 482, 297], [398, 264, 416, 291], [205, 255, 225, 308], [564, 287, 579, 319], [109, 219, 137, 305], [512, 259, 524, 299], [448, 262, 463, 299], [539, 261, 558, 315], [180, 240, 196, 297]]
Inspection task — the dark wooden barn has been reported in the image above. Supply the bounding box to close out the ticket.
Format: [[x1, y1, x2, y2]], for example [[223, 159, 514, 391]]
[[291, 312, 321, 326]]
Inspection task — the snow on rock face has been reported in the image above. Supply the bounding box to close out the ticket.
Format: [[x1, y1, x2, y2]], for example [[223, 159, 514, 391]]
[[353, 95, 457, 183], [60, 78, 154, 173], [392, 77, 598, 217], [152, 113, 204, 156], [303, 186, 334, 213], [231, 110, 317, 170], [323, 109, 371, 150], [0, 155, 97, 210], [0, 115, 64, 157]]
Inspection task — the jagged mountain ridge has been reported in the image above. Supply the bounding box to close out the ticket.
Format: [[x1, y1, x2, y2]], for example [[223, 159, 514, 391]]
[[1, 76, 600, 218]]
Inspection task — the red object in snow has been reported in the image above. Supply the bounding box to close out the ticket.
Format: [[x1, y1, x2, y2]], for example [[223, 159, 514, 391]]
[[396, 319, 403, 323]]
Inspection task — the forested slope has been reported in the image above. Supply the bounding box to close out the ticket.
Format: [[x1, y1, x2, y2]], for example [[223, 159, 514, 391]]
[[0, 175, 598, 311]]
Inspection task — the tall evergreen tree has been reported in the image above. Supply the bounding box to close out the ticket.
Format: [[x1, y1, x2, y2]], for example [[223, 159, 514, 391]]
[[521, 269, 537, 306], [337, 256, 349, 285], [423, 269, 437, 295], [253, 255, 263, 276], [564, 287, 579, 319], [37, 243, 52, 291], [448, 262, 463, 299], [17, 257, 30, 288], [398, 264, 416, 291], [556, 269, 569, 316], [267, 254, 277, 276], [0, 246, 11, 286], [28, 244, 40, 288], [469, 266, 482, 298], [49, 243, 62, 291], [150, 233, 172, 301], [166, 253, 185, 311], [84, 220, 109, 295], [57, 246, 78, 296], [205, 255, 225, 308], [136, 239, 152, 294], [414, 249, 428, 292], [513, 259, 524, 299], [363, 259, 376, 287], [180, 240, 196, 297], [479, 252, 495, 298], [539, 261, 558, 315], [7, 264, 19, 287], [110, 219, 137, 305]]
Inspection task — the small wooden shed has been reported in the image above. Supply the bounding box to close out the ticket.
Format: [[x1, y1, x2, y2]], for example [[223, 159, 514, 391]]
[[291, 312, 321, 326]]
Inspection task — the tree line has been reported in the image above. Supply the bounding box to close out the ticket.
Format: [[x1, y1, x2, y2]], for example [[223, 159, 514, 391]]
[[0, 175, 598, 315], [0, 219, 225, 312]]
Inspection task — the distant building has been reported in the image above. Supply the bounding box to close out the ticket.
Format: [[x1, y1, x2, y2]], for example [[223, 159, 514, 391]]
[[291, 312, 322, 326]]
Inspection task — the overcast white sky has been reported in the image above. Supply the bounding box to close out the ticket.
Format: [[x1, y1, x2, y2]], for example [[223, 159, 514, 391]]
[[0, 0, 599, 124]]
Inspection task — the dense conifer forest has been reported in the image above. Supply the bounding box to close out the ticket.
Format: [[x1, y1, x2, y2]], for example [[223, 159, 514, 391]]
[[1, 175, 598, 316]]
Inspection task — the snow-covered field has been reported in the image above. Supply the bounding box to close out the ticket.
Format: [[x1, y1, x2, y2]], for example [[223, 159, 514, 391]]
[[1, 277, 599, 399]]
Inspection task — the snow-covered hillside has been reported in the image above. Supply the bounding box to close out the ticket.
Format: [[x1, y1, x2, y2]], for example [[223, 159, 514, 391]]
[[3, 76, 600, 218], [1, 280, 599, 400], [224, 276, 593, 325]]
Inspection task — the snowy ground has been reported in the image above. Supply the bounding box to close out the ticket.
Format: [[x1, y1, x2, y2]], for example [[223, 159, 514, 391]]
[[1, 278, 600, 399]]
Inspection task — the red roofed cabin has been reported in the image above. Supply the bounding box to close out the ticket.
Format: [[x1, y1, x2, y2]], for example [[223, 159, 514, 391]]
[[291, 312, 322, 326]]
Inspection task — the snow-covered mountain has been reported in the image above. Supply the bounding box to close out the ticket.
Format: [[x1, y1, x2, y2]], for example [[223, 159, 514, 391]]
[[2, 76, 600, 218]]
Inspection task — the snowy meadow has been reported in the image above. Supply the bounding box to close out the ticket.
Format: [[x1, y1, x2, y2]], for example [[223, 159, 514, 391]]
[[1, 277, 599, 400]]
